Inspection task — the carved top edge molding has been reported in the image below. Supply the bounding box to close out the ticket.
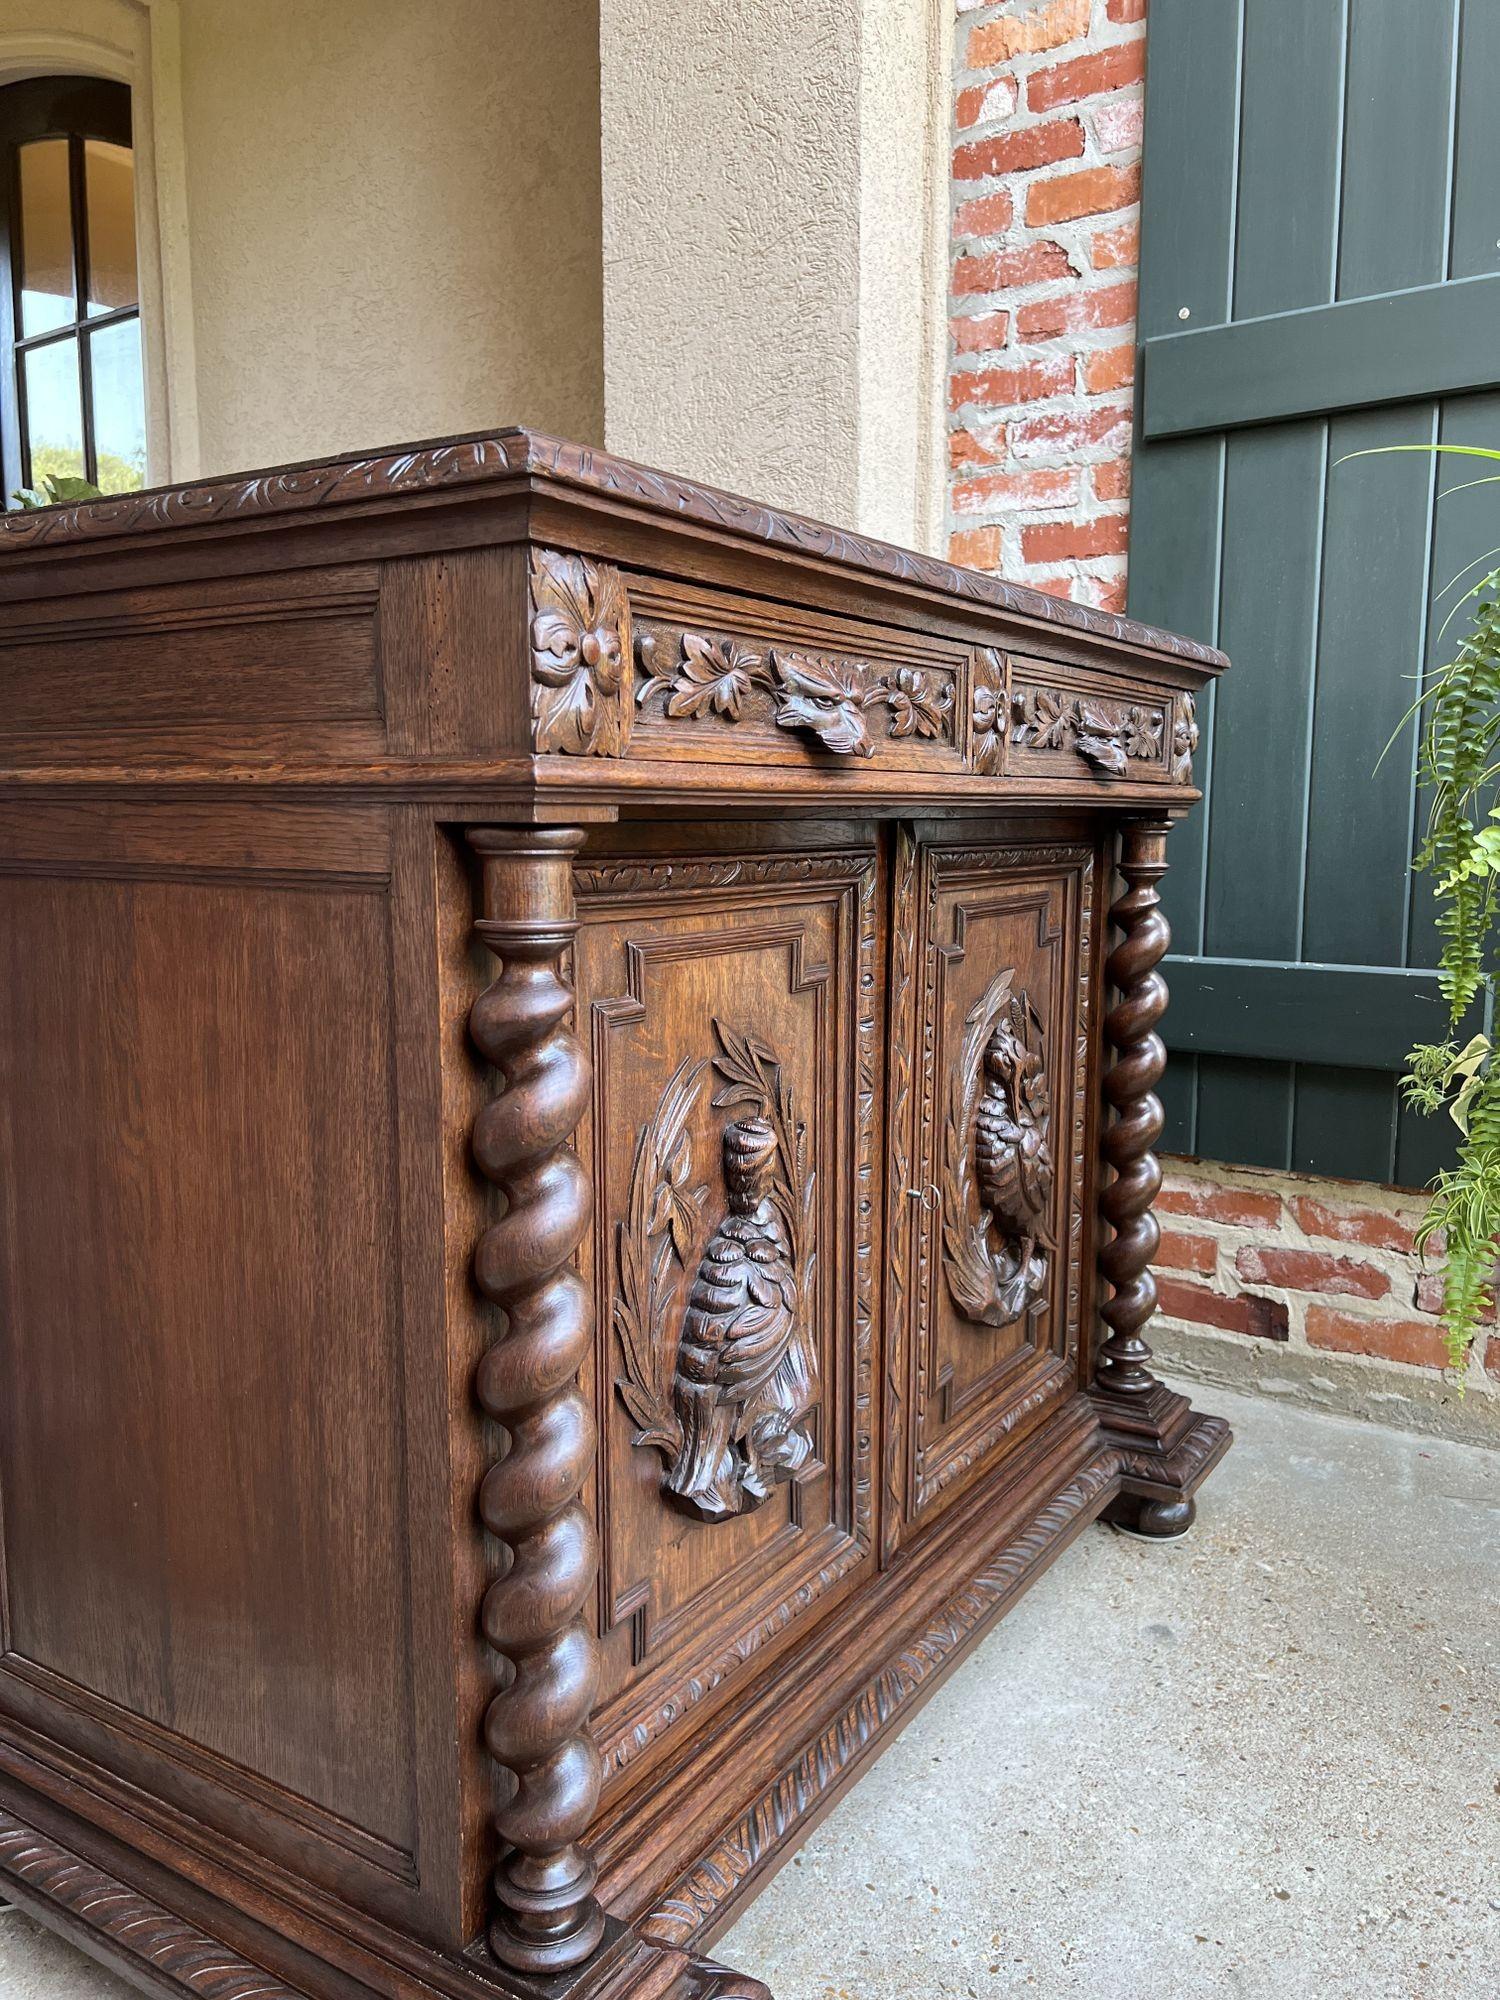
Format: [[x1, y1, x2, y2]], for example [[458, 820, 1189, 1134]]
[[0, 427, 1225, 672]]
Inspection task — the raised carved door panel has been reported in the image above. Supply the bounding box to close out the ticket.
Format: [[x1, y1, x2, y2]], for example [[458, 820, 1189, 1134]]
[[571, 836, 880, 1797], [885, 827, 1096, 1553]]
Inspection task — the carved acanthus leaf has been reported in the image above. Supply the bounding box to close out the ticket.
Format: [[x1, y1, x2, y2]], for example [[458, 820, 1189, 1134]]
[[1171, 692, 1199, 783], [529, 548, 631, 755], [969, 647, 1007, 774], [885, 666, 954, 740], [667, 634, 765, 720], [613, 1058, 709, 1456]]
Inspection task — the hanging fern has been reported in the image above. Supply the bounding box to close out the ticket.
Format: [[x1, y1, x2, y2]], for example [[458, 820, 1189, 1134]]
[[1365, 444, 1500, 1370]]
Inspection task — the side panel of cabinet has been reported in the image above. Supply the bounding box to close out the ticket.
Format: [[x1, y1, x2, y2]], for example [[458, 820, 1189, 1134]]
[[0, 802, 475, 1947], [885, 826, 1097, 1554], [571, 830, 881, 1798]]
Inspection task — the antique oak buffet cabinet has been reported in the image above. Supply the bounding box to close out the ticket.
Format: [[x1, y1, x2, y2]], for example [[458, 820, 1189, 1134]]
[[0, 431, 1229, 2000]]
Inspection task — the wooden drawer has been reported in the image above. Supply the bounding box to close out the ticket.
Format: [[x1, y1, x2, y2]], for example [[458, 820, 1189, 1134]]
[[623, 572, 971, 773]]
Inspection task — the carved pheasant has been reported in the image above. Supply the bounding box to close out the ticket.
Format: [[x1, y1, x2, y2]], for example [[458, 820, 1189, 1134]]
[[669, 1116, 813, 1521], [973, 997, 1054, 1315]]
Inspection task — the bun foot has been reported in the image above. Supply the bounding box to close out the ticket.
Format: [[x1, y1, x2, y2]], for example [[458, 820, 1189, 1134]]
[[1104, 1491, 1196, 1540]]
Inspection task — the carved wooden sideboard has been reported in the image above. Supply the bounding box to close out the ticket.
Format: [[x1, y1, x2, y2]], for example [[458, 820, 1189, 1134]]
[[0, 431, 1229, 2000]]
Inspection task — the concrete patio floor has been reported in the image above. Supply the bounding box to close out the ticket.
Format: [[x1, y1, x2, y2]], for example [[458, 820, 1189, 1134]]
[[0, 1383, 1494, 2000]]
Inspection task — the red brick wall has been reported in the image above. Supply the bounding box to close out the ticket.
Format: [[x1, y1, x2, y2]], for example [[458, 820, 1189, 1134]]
[[945, 0, 1499, 1433], [949, 0, 1144, 607], [1154, 1159, 1499, 1426]]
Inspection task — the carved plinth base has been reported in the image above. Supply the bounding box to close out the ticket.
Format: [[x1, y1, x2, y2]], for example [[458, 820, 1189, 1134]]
[[0, 1801, 768, 2000], [1093, 1385, 1232, 1538]]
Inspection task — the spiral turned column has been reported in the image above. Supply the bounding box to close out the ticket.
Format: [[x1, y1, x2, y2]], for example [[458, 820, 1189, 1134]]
[[1095, 820, 1171, 1400], [467, 826, 606, 1976]]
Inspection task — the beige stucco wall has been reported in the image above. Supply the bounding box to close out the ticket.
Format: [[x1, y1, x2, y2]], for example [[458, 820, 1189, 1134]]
[[175, 0, 604, 476], [8, 0, 946, 533], [598, 0, 948, 548], [857, 0, 951, 549]]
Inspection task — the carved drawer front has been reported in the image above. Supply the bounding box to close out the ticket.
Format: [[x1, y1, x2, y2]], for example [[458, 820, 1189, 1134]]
[[1007, 654, 1179, 786], [885, 830, 1095, 1551], [625, 573, 969, 771], [571, 842, 879, 1793]]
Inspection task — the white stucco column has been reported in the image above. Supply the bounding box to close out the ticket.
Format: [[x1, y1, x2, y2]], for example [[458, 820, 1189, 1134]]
[[599, 0, 951, 550]]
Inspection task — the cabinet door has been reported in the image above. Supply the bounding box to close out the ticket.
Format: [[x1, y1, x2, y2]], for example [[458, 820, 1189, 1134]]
[[572, 830, 881, 1798], [884, 826, 1098, 1552]]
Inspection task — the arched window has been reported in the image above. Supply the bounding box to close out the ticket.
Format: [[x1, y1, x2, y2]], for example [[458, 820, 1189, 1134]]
[[0, 75, 145, 503]]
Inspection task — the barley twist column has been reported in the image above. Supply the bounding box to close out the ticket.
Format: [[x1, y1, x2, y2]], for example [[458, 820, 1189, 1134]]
[[467, 826, 605, 1976], [1095, 819, 1171, 1399]]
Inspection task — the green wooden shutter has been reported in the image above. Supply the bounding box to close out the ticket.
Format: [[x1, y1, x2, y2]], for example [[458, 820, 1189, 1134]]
[[1129, 0, 1500, 1186]]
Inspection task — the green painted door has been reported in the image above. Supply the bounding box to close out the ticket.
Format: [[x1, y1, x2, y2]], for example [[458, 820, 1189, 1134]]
[[1129, 0, 1500, 1187]]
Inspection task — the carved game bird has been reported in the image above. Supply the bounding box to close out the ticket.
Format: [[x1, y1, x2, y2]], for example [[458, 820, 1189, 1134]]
[[974, 998, 1054, 1310], [669, 1116, 813, 1520]]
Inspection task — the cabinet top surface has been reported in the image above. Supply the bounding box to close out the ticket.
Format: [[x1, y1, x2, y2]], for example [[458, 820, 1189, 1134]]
[[0, 425, 1223, 674]]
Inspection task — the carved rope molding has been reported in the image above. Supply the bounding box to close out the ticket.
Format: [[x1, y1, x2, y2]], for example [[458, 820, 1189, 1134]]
[[0, 1810, 303, 2000], [639, 1455, 1121, 1951], [466, 827, 605, 1975], [636, 627, 955, 758], [614, 1022, 819, 1523], [1095, 821, 1172, 1400], [0, 426, 1226, 671]]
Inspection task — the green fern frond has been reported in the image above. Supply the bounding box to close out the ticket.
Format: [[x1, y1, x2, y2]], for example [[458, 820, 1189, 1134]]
[[1399, 555, 1500, 1380]]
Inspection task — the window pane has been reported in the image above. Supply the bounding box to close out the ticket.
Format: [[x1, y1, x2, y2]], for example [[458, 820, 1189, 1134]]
[[22, 336, 86, 487], [89, 316, 146, 492], [19, 139, 76, 336], [84, 140, 137, 316]]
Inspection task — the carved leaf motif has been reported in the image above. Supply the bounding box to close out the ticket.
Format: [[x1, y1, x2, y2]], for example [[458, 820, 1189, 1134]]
[[1017, 687, 1072, 750], [941, 971, 1014, 1325], [1171, 694, 1199, 783], [529, 549, 629, 755], [614, 1056, 708, 1456], [884, 666, 954, 740], [667, 634, 767, 720], [969, 647, 1007, 775], [771, 651, 877, 758], [1011, 684, 1165, 776], [1124, 704, 1164, 762], [635, 629, 672, 706]]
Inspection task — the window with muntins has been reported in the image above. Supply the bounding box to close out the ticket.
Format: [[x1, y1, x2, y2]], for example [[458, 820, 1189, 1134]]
[[0, 75, 145, 505]]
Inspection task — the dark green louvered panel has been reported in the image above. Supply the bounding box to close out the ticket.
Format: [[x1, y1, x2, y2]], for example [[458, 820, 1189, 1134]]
[[1130, 0, 1500, 1187]]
